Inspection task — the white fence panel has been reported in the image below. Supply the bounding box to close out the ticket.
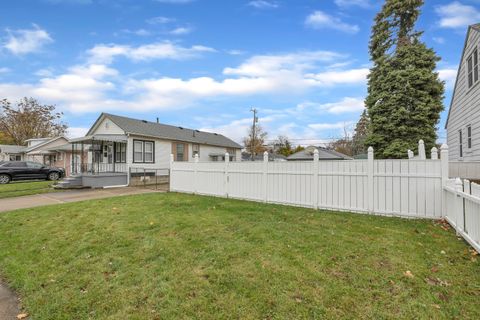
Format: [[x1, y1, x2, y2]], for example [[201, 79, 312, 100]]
[[444, 179, 480, 253], [170, 146, 447, 219]]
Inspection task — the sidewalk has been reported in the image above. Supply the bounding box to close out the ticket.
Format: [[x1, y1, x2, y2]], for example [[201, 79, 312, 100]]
[[0, 187, 165, 213], [0, 282, 20, 320]]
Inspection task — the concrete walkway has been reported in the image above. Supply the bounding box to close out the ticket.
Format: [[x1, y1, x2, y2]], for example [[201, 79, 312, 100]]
[[0, 282, 20, 320], [0, 187, 165, 213]]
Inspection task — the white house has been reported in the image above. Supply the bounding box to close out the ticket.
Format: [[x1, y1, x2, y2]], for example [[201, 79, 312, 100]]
[[445, 23, 480, 179], [446, 23, 480, 161], [59, 113, 242, 188]]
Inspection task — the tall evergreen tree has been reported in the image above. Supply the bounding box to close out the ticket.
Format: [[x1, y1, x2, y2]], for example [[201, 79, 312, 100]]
[[352, 110, 369, 155], [365, 0, 444, 158]]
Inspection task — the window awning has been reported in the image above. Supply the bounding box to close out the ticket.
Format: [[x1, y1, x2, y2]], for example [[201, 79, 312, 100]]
[[69, 135, 128, 144]]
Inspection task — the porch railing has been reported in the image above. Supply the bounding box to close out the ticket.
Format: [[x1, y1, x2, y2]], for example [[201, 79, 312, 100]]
[[73, 163, 128, 175]]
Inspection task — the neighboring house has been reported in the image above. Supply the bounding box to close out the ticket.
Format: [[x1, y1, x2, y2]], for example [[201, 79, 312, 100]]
[[287, 146, 352, 161], [445, 23, 480, 180], [0, 144, 26, 162], [241, 152, 287, 161], [446, 23, 480, 162], [0, 137, 71, 168], [61, 113, 242, 188]]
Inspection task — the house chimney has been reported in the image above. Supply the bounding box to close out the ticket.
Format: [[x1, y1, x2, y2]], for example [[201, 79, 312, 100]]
[[156, 117, 159, 123]]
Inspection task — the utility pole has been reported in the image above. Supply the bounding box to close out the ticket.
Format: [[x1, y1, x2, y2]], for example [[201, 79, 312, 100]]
[[250, 108, 258, 161]]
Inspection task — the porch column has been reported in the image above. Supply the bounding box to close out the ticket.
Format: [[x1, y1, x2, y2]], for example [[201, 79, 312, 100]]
[[81, 142, 84, 173]]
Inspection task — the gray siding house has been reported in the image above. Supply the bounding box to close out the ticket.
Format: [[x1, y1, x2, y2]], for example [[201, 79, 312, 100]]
[[446, 23, 480, 161], [445, 24, 480, 179]]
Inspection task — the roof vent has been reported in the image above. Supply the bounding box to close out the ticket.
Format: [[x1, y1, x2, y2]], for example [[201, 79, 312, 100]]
[[178, 126, 183, 130], [195, 130, 200, 132], [213, 133, 218, 136], [142, 120, 148, 123]]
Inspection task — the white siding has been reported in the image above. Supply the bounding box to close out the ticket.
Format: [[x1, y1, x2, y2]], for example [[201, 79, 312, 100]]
[[127, 135, 241, 169], [91, 117, 125, 135], [447, 28, 480, 161]]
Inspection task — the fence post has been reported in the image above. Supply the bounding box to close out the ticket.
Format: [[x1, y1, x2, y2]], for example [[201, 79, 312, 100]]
[[225, 152, 229, 198], [312, 149, 319, 209], [262, 151, 269, 202], [367, 146, 374, 213], [418, 140, 426, 160], [407, 150, 414, 159], [194, 154, 199, 194], [169, 154, 174, 192], [431, 147, 438, 160], [440, 144, 449, 187], [455, 177, 463, 233]]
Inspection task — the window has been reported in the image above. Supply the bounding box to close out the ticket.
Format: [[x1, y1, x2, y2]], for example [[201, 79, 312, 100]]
[[459, 130, 463, 158], [133, 141, 143, 162], [4, 162, 26, 168], [26, 161, 43, 169], [9, 154, 21, 161], [144, 142, 154, 163], [192, 144, 200, 158], [467, 48, 479, 89], [467, 125, 472, 149], [227, 148, 236, 161], [114, 143, 126, 163], [176, 143, 185, 161], [133, 140, 155, 163]]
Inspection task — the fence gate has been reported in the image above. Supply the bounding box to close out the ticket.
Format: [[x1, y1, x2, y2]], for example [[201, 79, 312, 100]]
[[129, 168, 170, 191]]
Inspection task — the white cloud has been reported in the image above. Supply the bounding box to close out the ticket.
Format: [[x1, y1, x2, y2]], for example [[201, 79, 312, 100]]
[[87, 42, 216, 64], [169, 27, 193, 35], [0, 50, 368, 114], [436, 2, 480, 29], [305, 11, 359, 34], [334, 0, 371, 8], [298, 97, 365, 114], [248, 1, 279, 9], [305, 68, 369, 86], [438, 68, 458, 89], [226, 49, 246, 55], [308, 121, 354, 131], [433, 37, 445, 44], [0, 67, 10, 74], [146, 16, 175, 24], [120, 29, 151, 37], [3, 24, 53, 55]]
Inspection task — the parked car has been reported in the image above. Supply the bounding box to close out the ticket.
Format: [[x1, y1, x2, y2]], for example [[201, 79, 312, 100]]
[[0, 161, 65, 184]]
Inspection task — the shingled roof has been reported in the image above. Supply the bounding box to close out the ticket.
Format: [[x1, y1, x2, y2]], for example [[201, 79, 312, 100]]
[[89, 113, 242, 149]]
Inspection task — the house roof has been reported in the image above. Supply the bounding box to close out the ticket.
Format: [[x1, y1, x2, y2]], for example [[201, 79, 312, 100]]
[[25, 136, 69, 153], [445, 23, 480, 129], [287, 147, 353, 161], [88, 113, 242, 149], [0, 144, 26, 154]]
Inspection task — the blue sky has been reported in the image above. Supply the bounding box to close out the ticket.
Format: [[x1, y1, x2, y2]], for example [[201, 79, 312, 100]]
[[0, 0, 478, 145]]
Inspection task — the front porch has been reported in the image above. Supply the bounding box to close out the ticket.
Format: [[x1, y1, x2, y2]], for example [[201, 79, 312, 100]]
[[69, 135, 128, 176], [59, 135, 129, 188]]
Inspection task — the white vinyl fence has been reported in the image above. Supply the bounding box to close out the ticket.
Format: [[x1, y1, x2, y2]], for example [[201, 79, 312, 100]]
[[443, 178, 480, 252], [171, 145, 449, 219]]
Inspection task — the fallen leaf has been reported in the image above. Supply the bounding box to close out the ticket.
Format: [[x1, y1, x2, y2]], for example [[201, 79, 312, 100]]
[[404, 270, 414, 278], [440, 250, 446, 255], [431, 266, 439, 273], [432, 304, 441, 310], [17, 314, 28, 320]]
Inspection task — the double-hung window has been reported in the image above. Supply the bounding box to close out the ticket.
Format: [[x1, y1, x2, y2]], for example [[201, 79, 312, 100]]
[[467, 48, 478, 89], [176, 143, 185, 161], [459, 130, 463, 158], [467, 125, 472, 149], [133, 140, 154, 163], [115, 142, 126, 163]]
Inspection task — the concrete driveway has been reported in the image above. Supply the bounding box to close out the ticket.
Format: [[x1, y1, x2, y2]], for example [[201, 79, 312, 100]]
[[0, 187, 164, 213]]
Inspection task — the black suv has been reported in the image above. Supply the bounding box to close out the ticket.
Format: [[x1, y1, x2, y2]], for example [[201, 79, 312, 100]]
[[0, 161, 65, 184]]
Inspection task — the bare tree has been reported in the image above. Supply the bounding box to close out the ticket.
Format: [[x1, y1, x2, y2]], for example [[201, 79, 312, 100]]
[[243, 124, 268, 157], [0, 97, 68, 145]]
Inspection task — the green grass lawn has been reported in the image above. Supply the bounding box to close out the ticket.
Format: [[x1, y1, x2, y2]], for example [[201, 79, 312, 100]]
[[0, 180, 58, 199], [0, 193, 479, 319]]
